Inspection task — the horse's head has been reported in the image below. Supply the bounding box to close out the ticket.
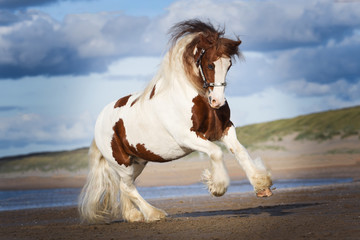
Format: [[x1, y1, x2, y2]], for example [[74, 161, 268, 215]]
[[194, 34, 241, 108], [170, 20, 241, 109]]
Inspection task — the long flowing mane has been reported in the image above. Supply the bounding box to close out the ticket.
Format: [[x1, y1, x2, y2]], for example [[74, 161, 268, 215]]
[[139, 19, 242, 100]]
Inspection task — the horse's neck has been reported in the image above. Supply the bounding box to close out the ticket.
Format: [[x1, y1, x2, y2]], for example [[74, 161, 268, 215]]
[[165, 56, 199, 100], [170, 73, 198, 100], [142, 46, 201, 105]]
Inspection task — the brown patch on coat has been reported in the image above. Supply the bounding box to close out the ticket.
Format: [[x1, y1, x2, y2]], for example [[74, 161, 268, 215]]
[[130, 97, 139, 107], [111, 119, 167, 166], [169, 20, 242, 95], [190, 95, 233, 141], [149, 85, 156, 99], [111, 119, 132, 166], [135, 143, 164, 162], [114, 94, 131, 108]]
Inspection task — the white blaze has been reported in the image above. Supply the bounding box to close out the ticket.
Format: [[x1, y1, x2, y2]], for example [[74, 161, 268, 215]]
[[209, 57, 231, 108]]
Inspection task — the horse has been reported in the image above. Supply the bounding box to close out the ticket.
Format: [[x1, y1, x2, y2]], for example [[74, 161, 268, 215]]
[[78, 19, 273, 223]]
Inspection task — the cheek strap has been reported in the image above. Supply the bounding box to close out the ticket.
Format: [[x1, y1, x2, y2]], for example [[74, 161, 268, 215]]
[[196, 48, 227, 89]]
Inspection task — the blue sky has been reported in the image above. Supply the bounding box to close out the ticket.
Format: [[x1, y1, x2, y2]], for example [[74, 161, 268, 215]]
[[0, 0, 359, 157]]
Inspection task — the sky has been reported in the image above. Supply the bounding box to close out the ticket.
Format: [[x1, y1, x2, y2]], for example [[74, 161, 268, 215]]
[[0, 0, 359, 157]]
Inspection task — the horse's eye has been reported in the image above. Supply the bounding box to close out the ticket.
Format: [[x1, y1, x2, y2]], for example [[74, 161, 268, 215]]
[[208, 64, 214, 70]]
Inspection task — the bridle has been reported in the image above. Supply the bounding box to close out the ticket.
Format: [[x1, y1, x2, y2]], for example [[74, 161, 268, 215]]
[[196, 49, 227, 89]]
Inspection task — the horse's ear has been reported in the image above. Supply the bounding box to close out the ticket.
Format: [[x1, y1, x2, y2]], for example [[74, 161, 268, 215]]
[[229, 37, 242, 47]]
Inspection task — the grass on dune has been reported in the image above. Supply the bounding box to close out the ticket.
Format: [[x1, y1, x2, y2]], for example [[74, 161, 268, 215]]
[[0, 148, 88, 174], [236, 105, 360, 147]]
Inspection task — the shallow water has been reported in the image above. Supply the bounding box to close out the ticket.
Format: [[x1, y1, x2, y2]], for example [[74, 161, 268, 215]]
[[0, 178, 352, 212]]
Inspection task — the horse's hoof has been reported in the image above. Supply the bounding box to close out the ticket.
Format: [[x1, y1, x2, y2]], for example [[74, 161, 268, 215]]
[[145, 208, 167, 222], [125, 211, 145, 223], [202, 169, 229, 197], [256, 188, 273, 197]]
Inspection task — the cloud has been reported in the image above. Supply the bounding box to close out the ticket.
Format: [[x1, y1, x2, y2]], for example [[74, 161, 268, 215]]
[[163, 0, 360, 51], [283, 78, 360, 101], [0, 0, 86, 10], [225, 31, 360, 99], [274, 38, 360, 84], [0, 0, 359, 81], [0, 10, 158, 78], [12, 8, 168, 76], [0, 0, 55, 9], [0, 106, 24, 112], [63, 13, 153, 57], [0, 10, 28, 26], [0, 112, 94, 150]]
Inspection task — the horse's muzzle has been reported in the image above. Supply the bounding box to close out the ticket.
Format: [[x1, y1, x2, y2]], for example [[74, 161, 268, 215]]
[[208, 96, 225, 109]]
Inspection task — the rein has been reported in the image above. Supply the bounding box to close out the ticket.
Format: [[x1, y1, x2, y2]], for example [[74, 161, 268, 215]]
[[196, 49, 227, 89]]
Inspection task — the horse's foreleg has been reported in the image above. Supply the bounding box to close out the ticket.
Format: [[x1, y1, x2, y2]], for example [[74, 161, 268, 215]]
[[221, 125, 273, 197], [184, 137, 230, 197]]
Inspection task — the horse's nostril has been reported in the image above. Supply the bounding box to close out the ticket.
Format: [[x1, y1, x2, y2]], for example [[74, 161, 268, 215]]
[[212, 99, 217, 104]]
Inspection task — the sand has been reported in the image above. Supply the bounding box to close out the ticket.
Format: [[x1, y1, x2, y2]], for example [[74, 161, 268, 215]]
[[1, 137, 360, 239], [1, 182, 359, 240]]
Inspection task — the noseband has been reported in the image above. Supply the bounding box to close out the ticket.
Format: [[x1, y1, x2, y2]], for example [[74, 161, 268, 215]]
[[196, 49, 227, 89]]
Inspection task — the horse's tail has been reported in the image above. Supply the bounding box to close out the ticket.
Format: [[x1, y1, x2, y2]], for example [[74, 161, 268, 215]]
[[78, 140, 121, 223]]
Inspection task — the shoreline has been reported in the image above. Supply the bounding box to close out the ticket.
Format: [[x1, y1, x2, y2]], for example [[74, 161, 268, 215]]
[[0, 163, 358, 190], [1, 152, 359, 190], [1, 178, 353, 213]]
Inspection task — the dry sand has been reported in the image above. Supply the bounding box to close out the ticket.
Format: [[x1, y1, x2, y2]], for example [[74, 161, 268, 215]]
[[0, 137, 360, 239]]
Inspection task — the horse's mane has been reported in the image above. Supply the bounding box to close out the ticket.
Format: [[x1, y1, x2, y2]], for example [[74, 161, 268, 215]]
[[169, 19, 223, 48], [139, 19, 242, 101]]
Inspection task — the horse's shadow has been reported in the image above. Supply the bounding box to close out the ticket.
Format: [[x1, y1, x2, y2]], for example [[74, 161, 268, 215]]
[[171, 203, 321, 219]]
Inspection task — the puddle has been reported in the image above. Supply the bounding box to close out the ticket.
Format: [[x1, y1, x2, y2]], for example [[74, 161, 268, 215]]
[[0, 178, 352, 211]]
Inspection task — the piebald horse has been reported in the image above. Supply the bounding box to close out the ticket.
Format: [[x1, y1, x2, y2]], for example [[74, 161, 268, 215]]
[[79, 19, 272, 223]]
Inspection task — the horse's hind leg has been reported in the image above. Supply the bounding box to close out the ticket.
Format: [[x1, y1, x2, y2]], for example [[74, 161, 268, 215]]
[[118, 159, 167, 222], [119, 159, 147, 222]]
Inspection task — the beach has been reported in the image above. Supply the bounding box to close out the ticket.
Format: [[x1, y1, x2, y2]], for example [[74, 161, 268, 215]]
[[1, 137, 360, 239], [1, 182, 359, 240]]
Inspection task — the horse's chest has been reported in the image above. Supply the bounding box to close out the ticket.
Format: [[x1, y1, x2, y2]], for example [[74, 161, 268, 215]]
[[190, 95, 232, 141]]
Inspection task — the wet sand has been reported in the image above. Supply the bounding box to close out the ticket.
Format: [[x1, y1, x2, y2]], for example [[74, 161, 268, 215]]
[[1, 182, 359, 240]]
